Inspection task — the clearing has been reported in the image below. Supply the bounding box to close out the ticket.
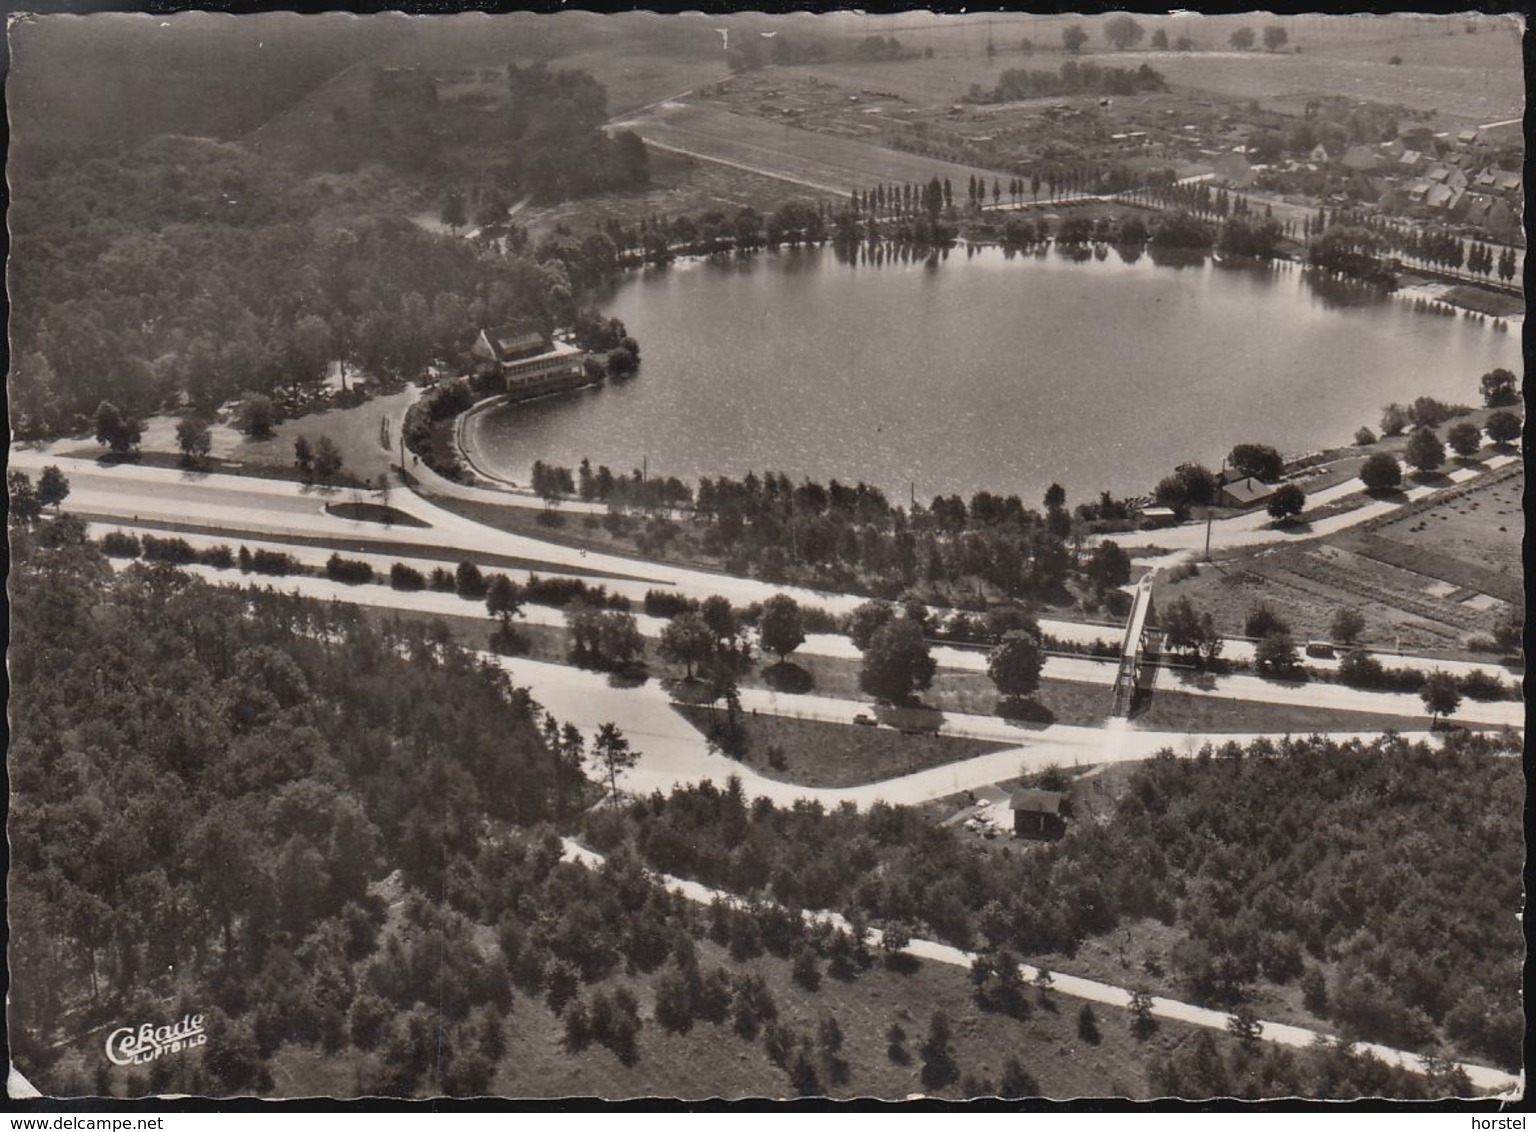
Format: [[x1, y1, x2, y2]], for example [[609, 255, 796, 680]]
[[671, 702, 1012, 788]]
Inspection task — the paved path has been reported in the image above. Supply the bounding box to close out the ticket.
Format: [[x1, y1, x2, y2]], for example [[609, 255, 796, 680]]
[[130, 556, 1519, 735], [558, 843, 1521, 1098]]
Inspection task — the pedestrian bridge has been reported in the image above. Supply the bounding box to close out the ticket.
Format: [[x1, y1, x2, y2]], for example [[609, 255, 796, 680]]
[[1110, 572, 1157, 718]]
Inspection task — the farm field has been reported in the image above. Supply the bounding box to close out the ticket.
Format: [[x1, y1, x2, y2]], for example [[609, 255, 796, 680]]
[[1150, 49, 1522, 125], [1367, 462, 1524, 581], [612, 100, 1019, 196]]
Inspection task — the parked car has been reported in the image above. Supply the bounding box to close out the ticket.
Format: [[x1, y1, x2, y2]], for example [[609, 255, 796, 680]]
[[1305, 640, 1336, 659], [853, 713, 877, 726]]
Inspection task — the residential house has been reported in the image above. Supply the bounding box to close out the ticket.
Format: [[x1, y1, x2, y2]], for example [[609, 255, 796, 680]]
[[1219, 476, 1278, 509], [1010, 790, 1070, 841]]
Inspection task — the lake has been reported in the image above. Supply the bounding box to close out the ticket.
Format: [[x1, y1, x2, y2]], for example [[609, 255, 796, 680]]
[[467, 244, 1521, 506]]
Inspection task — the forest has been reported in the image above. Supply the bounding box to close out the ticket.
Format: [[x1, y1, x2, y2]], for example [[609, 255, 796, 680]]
[[588, 732, 1524, 1072], [7, 64, 641, 441]]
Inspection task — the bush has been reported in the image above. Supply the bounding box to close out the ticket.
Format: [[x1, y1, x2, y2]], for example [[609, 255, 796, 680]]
[[248, 548, 297, 576], [455, 561, 488, 600], [429, 566, 455, 592], [140, 534, 197, 565], [101, 531, 141, 558], [390, 563, 427, 591], [326, 553, 375, 585], [198, 544, 235, 569], [1244, 604, 1290, 640], [1458, 670, 1507, 701], [644, 589, 700, 619], [1353, 426, 1376, 446]]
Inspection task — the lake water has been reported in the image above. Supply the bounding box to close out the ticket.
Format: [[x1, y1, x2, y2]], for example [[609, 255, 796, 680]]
[[468, 244, 1520, 505]]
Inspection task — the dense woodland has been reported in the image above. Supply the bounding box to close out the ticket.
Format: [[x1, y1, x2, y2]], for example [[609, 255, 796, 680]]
[[590, 733, 1524, 1072], [8, 63, 641, 440]]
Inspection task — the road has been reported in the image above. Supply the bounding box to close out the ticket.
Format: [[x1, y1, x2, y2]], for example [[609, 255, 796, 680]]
[[10, 451, 872, 619], [559, 841, 1521, 1097]]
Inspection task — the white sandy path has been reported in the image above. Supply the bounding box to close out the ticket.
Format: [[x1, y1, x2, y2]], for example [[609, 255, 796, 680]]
[[558, 842, 1521, 1097]]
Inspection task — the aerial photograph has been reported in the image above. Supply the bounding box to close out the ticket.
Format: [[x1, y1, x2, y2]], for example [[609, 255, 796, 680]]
[[4, 6, 1525, 1106]]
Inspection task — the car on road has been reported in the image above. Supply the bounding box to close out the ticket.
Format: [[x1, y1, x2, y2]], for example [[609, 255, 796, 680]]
[[853, 713, 877, 726]]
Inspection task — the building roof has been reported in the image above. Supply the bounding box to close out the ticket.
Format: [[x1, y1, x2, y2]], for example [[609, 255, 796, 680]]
[[1010, 789, 1067, 815], [1221, 476, 1278, 506], [474, 324, 553, 364]]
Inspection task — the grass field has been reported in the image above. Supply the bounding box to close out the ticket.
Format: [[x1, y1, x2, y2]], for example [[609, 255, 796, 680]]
[[613, 100, 1019, 197], [262, 927, 1225, 1099], [1136, 681, 1433, 735], [672, 702, 1012, 788]]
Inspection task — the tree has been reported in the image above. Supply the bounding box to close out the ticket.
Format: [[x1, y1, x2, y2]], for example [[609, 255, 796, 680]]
[[758, 594, 806, 663], [8, 471, 42, 527], [1227, 443, 1284, 482], [1359, 452, 1402, 494], [1128, 987, 1157, 1037], [485, 574, 524, 627], [1086, 540, 1132, 588], [859, 619, 936, 704], [1380, 403, 1410, 437], [1061, 24, 1088, 53], [1403, 428, 1445, 475], [295, 436, 314, 481], [1446, 421, 1483, 459], [1267, 483, 1306, 523], [590, 722, 639, 805], [1254, 632, 1302, 677], [238, 394, 276, 440], [1420, 671, 1462, 726], [95, 401, 141, 456], [999, 1055, 1038, 1098], [36, 466, 70, 511], [175, 416, 213, 466], [1261, 25, 1289, 51], [846, 600, 894, 651], [1103, 14, 1144, 50], [441, 190, 467, 234], [1484, 410, 1521, 447], [1329, 608, 1366, 646], [1227, 1006, 1264, 1043], [988, 629, 1045, 703], [1078, 1003, 1101, 1044], [659, 611, 715, 680], [918, 1011, 958, 1090], [1353, 426, 1376, 447], [455, 561, 488, 600], [313, 435, 344, 483], [1479, 367, 1518, 407], [1229, 26, 1256, 49]]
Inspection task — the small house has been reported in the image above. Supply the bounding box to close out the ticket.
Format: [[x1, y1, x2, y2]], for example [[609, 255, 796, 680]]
[[1219, 476, 1278, 509], [1010, 790, 1070, 841]]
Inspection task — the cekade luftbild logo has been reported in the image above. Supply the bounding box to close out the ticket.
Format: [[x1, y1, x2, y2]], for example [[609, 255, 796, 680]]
[[104, 1014, 208, 1065]]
